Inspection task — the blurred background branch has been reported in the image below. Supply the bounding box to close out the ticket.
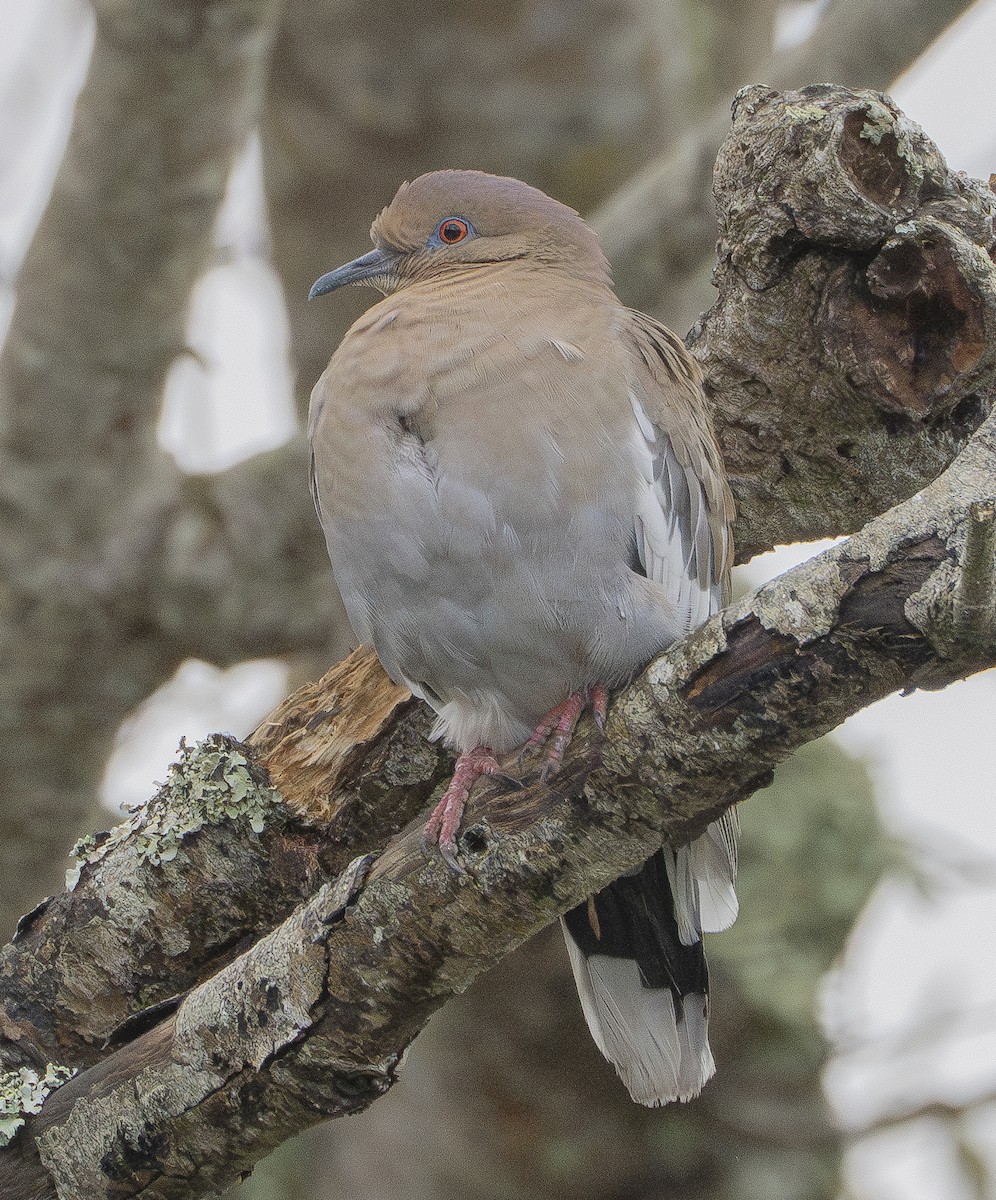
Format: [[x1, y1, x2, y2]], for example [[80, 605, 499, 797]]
[[0, 0, 283, 952]]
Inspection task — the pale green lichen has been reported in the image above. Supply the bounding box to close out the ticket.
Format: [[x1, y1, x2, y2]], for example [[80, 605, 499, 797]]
[[66, 735, 285, 889], [0, 1064, 76, 1146], [859, 103, 925, 182], [859, 99, 895, 145], [785, 102, 826, 123]]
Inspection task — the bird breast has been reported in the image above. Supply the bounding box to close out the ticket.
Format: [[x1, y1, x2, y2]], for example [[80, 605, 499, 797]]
[[309, 268, 679, 749]]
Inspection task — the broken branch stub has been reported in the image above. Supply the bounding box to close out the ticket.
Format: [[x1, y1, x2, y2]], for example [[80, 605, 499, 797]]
[[696, 84, 996, 559]]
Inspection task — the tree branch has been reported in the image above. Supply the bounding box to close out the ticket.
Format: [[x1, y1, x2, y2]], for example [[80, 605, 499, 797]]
[[3, 396, 996, 1196], [2, 83, 995, 1198], [593, 0, 980, 320], [692, 85, 996, 558]]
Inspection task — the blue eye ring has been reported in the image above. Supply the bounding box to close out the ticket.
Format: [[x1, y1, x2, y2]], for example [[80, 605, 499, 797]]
[[436, 217, 471, 245]]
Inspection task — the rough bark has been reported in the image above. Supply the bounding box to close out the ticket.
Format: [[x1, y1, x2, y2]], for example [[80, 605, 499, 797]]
[[0, 648, 431, 1077], [2, 83, 995, 1198], [693, 85, 996, 559], [593, 0, 979, 323]]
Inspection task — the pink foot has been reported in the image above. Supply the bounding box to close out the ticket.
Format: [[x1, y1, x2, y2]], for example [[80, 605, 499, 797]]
[[423, 745, 501, 872], [521, 684, 609, 779]]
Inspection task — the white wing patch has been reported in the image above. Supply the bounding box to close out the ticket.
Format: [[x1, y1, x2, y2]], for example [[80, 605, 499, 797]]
[[628, 390, 717, 635], [626, 387, 738, 946], [689, 810, 740, 934]]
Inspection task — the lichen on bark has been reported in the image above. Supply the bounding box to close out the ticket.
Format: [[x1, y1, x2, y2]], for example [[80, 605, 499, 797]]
[[67, 735, 287, 889]]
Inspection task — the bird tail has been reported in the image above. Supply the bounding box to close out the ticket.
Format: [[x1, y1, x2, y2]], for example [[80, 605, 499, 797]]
[[562, 812, 739, 1106]]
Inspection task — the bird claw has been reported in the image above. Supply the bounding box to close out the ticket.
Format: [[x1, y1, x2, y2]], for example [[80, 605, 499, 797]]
[[423, 687, 608, 868], [590, 683, 609, 731], [524, 684, 609, 779], [438, 839, 466, 875], [421, 812, 467, 876], [422, 746, 501, 873], [495, 771, 525, 790]]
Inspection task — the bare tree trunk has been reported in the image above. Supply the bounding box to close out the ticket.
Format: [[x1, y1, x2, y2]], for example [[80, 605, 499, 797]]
[[0, 0, 285, 940]]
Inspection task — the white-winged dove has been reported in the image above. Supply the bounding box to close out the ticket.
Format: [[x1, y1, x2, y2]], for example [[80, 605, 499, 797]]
[[308, 170, 738, 1106]]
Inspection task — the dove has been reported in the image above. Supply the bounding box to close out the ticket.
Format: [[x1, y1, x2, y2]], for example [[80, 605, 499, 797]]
[[308, 169, 738, 1105]]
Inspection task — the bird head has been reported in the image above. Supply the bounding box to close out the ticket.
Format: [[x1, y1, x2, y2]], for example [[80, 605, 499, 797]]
[[308, 170, 611, 299]]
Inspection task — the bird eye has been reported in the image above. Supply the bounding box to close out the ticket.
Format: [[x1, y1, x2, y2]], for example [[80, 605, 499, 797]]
[[437, 218, 470, 244]]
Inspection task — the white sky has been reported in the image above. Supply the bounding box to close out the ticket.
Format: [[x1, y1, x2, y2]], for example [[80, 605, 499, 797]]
[[2, 3, 995, 1197]]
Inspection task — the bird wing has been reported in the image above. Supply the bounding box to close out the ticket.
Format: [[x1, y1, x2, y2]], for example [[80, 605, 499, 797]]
[[624, 307, 740, 935], [624, 308, 734, 633], [559, 308, 739, 1106]]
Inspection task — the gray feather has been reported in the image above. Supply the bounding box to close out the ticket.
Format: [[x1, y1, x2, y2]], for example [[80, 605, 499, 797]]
[[690, 811, 740, 933], [563, 931, 716, 1105]]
